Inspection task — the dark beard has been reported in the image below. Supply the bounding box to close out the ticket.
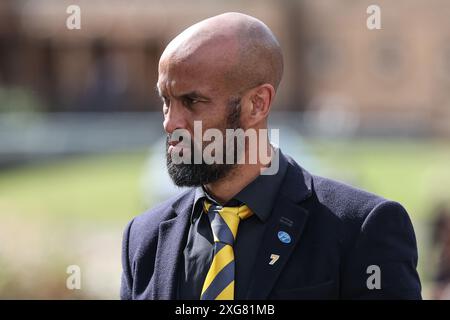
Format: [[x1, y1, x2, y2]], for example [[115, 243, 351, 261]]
[[166, 98, 241, 187]]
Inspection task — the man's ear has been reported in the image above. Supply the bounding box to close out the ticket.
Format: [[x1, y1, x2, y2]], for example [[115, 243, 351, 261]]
[[247, 84, 275, 124]]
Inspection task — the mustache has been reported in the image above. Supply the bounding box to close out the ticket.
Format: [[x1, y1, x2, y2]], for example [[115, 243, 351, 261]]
[[165, 135, 197, 150]]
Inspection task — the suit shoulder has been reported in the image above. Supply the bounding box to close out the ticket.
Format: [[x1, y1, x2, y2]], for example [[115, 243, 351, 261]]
[[283, 154, 390, 222], [308, 173, 415, 250], [311, 174, 388, 220]]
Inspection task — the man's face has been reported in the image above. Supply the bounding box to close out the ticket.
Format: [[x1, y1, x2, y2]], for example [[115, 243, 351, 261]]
[[157, 54, 242, 187]]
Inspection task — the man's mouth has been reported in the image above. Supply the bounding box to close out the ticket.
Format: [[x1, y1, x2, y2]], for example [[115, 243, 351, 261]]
[[168, 142, 191, 156]]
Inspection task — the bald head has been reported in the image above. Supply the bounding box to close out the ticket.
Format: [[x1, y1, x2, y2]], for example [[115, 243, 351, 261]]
[[160, 12, 284, 94]]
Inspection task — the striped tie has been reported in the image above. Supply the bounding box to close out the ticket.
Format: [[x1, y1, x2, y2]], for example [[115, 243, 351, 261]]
[[200, 200, 253, 300]]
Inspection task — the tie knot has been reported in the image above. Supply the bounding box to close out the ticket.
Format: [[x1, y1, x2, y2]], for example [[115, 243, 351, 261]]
[[203, 200, 253, 245]]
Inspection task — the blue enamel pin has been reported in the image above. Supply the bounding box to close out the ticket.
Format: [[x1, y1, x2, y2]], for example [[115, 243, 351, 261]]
[[277, 231, 291, 244]]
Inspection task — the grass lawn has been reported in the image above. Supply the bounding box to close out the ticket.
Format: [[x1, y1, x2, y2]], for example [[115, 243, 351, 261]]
[[0, 151, 148, 224]]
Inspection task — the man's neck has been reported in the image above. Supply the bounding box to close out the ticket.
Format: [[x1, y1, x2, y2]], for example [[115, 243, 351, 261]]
[[204, 145, 274, 204]]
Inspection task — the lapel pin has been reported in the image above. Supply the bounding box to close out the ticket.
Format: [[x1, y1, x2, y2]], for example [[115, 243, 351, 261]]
[[280, 217, 294, 227], [269, 254, 280, 265], [277, 231, 291, 244]]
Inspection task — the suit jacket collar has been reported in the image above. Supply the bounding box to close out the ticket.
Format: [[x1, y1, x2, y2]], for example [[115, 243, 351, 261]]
[[278, 151, 313, 203], [150, 189, 195, 299]]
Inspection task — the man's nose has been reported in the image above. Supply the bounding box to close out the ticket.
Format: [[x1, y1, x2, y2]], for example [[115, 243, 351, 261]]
[[163, 103, 189, 134]]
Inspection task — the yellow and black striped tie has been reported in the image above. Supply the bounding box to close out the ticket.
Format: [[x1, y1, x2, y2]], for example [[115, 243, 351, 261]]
[[200, 200, 253, 300]]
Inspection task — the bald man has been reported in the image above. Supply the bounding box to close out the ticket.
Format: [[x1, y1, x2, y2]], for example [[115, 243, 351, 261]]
[[120, 12, 421, 300]]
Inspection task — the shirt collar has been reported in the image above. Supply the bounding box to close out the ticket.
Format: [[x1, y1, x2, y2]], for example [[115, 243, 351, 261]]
[[190, 147, 288, 223]]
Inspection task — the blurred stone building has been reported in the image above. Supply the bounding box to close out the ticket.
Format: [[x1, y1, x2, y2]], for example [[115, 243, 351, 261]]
[[0, 0, 449, 136]]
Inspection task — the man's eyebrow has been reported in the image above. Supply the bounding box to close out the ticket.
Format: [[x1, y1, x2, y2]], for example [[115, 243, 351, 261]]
[[177, 91, 209, 100], [155, 86, 210, 101]]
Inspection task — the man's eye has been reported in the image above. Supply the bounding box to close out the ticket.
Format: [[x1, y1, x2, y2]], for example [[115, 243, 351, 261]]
[[183, 98, 193, 106], [183, 98, 200, 108]]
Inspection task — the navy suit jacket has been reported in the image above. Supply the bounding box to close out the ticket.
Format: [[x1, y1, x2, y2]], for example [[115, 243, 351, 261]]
[[120, 153, 421, 299]]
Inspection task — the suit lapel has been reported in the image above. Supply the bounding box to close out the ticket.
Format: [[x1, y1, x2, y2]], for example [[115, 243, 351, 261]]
[[150, 190, 194, 299], [246, 156, 313, 299]]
